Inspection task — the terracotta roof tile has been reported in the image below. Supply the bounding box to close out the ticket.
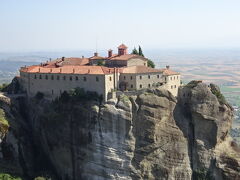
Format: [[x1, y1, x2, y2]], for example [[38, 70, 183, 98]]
[[20, 65, 115, 75], [161, 68, 180, 75], [121, 66, 163, 74], [118, 44, 128, 49], [44, 58, 89, 68], [108, 54, 148, 61]]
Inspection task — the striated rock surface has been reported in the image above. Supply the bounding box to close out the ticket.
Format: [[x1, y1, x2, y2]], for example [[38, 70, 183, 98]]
[[0, 82, 239, 180]]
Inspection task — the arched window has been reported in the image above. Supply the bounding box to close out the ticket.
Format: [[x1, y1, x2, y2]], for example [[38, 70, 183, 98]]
[[148, 75, 150, 79], [75, 76, 78, 81], [148, 84, 151, 88], [63, 76, 66, 80], [45, 75, 48, 80], [140, 84, 142, 88], [109, 77, 112, 81], [34, 74, 37, 79], [83, 77, 87, 81], [51, 75, 54, 80], [57, 76, 60, 80], [70, 76, 72, 81], [39, 75, 42, 79]]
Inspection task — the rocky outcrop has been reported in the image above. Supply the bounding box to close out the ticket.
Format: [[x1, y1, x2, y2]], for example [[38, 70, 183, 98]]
[[0, 82, 239, 180]]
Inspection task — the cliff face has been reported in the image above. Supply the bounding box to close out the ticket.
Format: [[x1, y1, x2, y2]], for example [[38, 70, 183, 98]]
[[0, 82, 239, 180]]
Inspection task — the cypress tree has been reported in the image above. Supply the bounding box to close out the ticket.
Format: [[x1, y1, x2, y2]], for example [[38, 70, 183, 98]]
[[138, 46, 144, 57], [132, 47, 138, 55]]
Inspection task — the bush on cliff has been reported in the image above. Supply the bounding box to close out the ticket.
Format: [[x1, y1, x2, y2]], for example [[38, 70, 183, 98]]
[[0, 83, 9, 92], [0, 173, 22, 180], [210, 84, 227, 105], [57, 88, 102, 103]]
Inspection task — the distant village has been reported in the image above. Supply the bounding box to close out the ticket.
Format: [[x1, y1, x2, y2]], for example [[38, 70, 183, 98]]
[[19, 44, 181, 101]]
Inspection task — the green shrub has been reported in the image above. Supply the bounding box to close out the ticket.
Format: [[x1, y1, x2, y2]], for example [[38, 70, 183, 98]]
[[192, 169, 213, 180], [147, 59, 155, 68], [0, 173, 22, 180], [210, 87, 227, 105], [0, 83, 9, 92]]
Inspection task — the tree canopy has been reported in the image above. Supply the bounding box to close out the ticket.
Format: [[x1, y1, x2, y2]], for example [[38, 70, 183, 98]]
[[131, 45, 155, 68]]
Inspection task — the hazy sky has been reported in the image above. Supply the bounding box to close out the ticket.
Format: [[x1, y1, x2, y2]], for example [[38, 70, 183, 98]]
[[1, 0, 240, 52]]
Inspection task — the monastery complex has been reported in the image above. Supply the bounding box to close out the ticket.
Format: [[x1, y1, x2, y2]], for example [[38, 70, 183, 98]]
[[19, 44, 181, 101]]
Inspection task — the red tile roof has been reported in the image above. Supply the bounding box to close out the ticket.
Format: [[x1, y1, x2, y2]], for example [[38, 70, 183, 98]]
[[121, 66, 163, 74], [118, 44, 128, 49], [108, 54, 148, 61], [44, 58, 89, 67], [161, 68, 180, 75], [20, 65, 115, 75], [89, 56, 105, 60]]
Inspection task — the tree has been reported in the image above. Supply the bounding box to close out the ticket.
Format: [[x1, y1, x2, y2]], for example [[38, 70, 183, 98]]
[[138, 46, 144, 57], [97, 60, 104, 66], [147, 59, 155, 68], [131, 47, 138, 55]]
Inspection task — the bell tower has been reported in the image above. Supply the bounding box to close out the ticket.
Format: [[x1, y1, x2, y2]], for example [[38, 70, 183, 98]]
[[118, 44, 128, 56]]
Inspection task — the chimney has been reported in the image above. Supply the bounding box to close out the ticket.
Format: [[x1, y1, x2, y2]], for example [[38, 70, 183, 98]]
[[108, 49, 113, 57], [94, 52, 98, 57], [166, 65, 170, 69]]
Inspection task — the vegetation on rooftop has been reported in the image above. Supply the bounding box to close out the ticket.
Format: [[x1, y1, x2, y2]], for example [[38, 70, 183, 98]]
[[131, 45, 155, 68], [97, 60, 105, 66]]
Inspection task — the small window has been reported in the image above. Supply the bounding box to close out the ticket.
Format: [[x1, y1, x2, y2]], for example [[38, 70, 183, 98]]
[[63, 76, 66, 80], [148, 84, 151, 88], [157, 75, 159, 78], [39, 75, 42, 79], [165, 77, 167, 81], [140, 84, 142, 88], [57, 76, 60, 80], [124, 76, 126, 80], [70, 76, 72, 81], [177, 76, 179, 79], [109, 77, 112, 81], [131, 84, 133, 88], [130, 76, 133, 80], [51, 75, 54, 80], [83, 77, 87, 81], [174, 76, 175, 80], [140, 76, 142, 80], [45, 75, 48, 80], [171, 85, 173, 89], [96, 77, 99, 82], [75, 76, 78, 81], [170, 77, 172, 80], [34, 74, 37, 79], [148, 75, 150, 79], [175, 85, 177, 88]]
